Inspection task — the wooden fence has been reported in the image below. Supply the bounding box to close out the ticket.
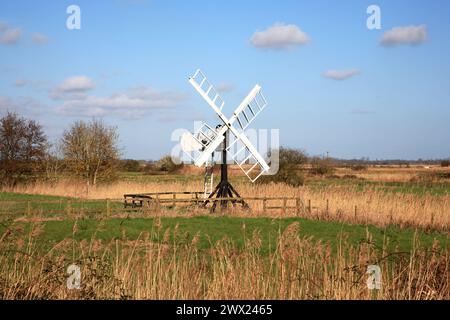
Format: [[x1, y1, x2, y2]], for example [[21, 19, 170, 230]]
[[0, 191, 323, 218]]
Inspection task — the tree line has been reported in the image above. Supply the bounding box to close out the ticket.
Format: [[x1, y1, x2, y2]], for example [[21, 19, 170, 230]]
[[0, 112, 120, 187], [2, 111, 448, 188]]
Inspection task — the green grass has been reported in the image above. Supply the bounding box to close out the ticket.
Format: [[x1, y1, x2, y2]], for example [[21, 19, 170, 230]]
[[3, 216, 447, 255], [0, 192, 69, 201], [0, 192, 123, 217], [0, 190, 448, 256], [308, 178, 450, 196]]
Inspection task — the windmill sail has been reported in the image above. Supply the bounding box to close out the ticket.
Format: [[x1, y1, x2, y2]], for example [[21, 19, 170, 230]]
[[180, 122, 224, 165], [189, 69, 225, 114], [185, 69, 271, 182], [225, 85, 270, 181], [232, 85, 268, 131], [226, 129, 270, 182]]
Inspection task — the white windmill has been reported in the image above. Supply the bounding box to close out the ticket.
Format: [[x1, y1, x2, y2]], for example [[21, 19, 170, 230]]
[[181, 69, 270, 211]]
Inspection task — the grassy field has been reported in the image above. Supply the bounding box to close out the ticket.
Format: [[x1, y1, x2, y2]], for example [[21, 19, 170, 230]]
[[4, 172, 448, 231], [0, 166, 449, 299], [1, 216, 448, 299], [2, 216, 447, 254]]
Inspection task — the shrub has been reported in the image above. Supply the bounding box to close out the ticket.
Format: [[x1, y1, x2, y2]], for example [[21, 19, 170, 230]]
[[342, 174, 361, 180], [257, 147, 307, 187], [277, 147, 308, 167], [441, 160, 450, 167], [350, 164, 368, 171], [155, 155, 183, 173], [121, 159, 141, 172], [257, 168, 305, 187], [310, 157, 335, 176], [410, 171, 450, 184]]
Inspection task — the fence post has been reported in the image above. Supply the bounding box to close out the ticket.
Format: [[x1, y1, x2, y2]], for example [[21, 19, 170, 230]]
[[262, 198, 267, 214], [354, 205, 357, 221], [195, 193, 199, 207], [27, 201, 31, 216], [106, 199, 111, 216], [156, 193, 160, 207], [308, 199, 311, 214], [296, 198, 300, 217], [283, 198, 287, 215], [326, 199, 329, 216], [172, 193, 176, 207]]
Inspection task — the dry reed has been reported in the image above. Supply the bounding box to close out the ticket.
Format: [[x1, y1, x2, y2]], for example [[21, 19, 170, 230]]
[[0, 221, 448, 300]]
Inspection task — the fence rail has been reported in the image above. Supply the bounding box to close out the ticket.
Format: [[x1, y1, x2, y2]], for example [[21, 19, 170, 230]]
[[0, 191, 319, 218]]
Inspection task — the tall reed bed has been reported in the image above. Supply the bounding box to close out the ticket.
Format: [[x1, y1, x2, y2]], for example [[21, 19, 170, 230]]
[[0, 221, 448, 299]]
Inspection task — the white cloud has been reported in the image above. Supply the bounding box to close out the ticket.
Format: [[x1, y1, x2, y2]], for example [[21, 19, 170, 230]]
[[56, 86, 187, 119], [0, 26, 22, 44], [216, 82, 234, 93], [380, 25, 427, 46], [32, 33, 49, 45], [323, 69, 360, 81], [51, 76, 95, 99], [57, 76, 95, 92], [0, 95, 46, 116], [250, 23, 310, 50], [0, 22, 49, 45]]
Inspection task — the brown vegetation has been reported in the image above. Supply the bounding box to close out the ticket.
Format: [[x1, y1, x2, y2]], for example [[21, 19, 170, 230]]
[[4, 177, 449, 231], [0, 222, 447, 299], [60, 119, 120, 188]]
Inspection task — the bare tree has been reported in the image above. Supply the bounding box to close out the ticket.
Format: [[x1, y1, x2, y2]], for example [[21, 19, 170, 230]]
[[43, 142, 63, 181], [0, 111, 47, 184], [60, 119, 120, 189], [257, 147, 308, 187], [278, 147, 308, 169]]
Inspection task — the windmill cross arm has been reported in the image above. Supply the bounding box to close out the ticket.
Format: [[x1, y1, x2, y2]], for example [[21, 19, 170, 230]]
[[231, 84, 261, 119], [229, 84, 267, 131], [193, 125, 227, 167], [186, 69, 270, 180], [229, 125, 270, 172], [188, 74, 229, 126]]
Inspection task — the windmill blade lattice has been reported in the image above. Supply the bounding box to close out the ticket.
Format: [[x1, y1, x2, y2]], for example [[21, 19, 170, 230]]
[[184, 69, 270, 182]]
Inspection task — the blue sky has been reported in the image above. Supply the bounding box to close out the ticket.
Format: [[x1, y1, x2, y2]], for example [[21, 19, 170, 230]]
[[1, 0, 449, 160]]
